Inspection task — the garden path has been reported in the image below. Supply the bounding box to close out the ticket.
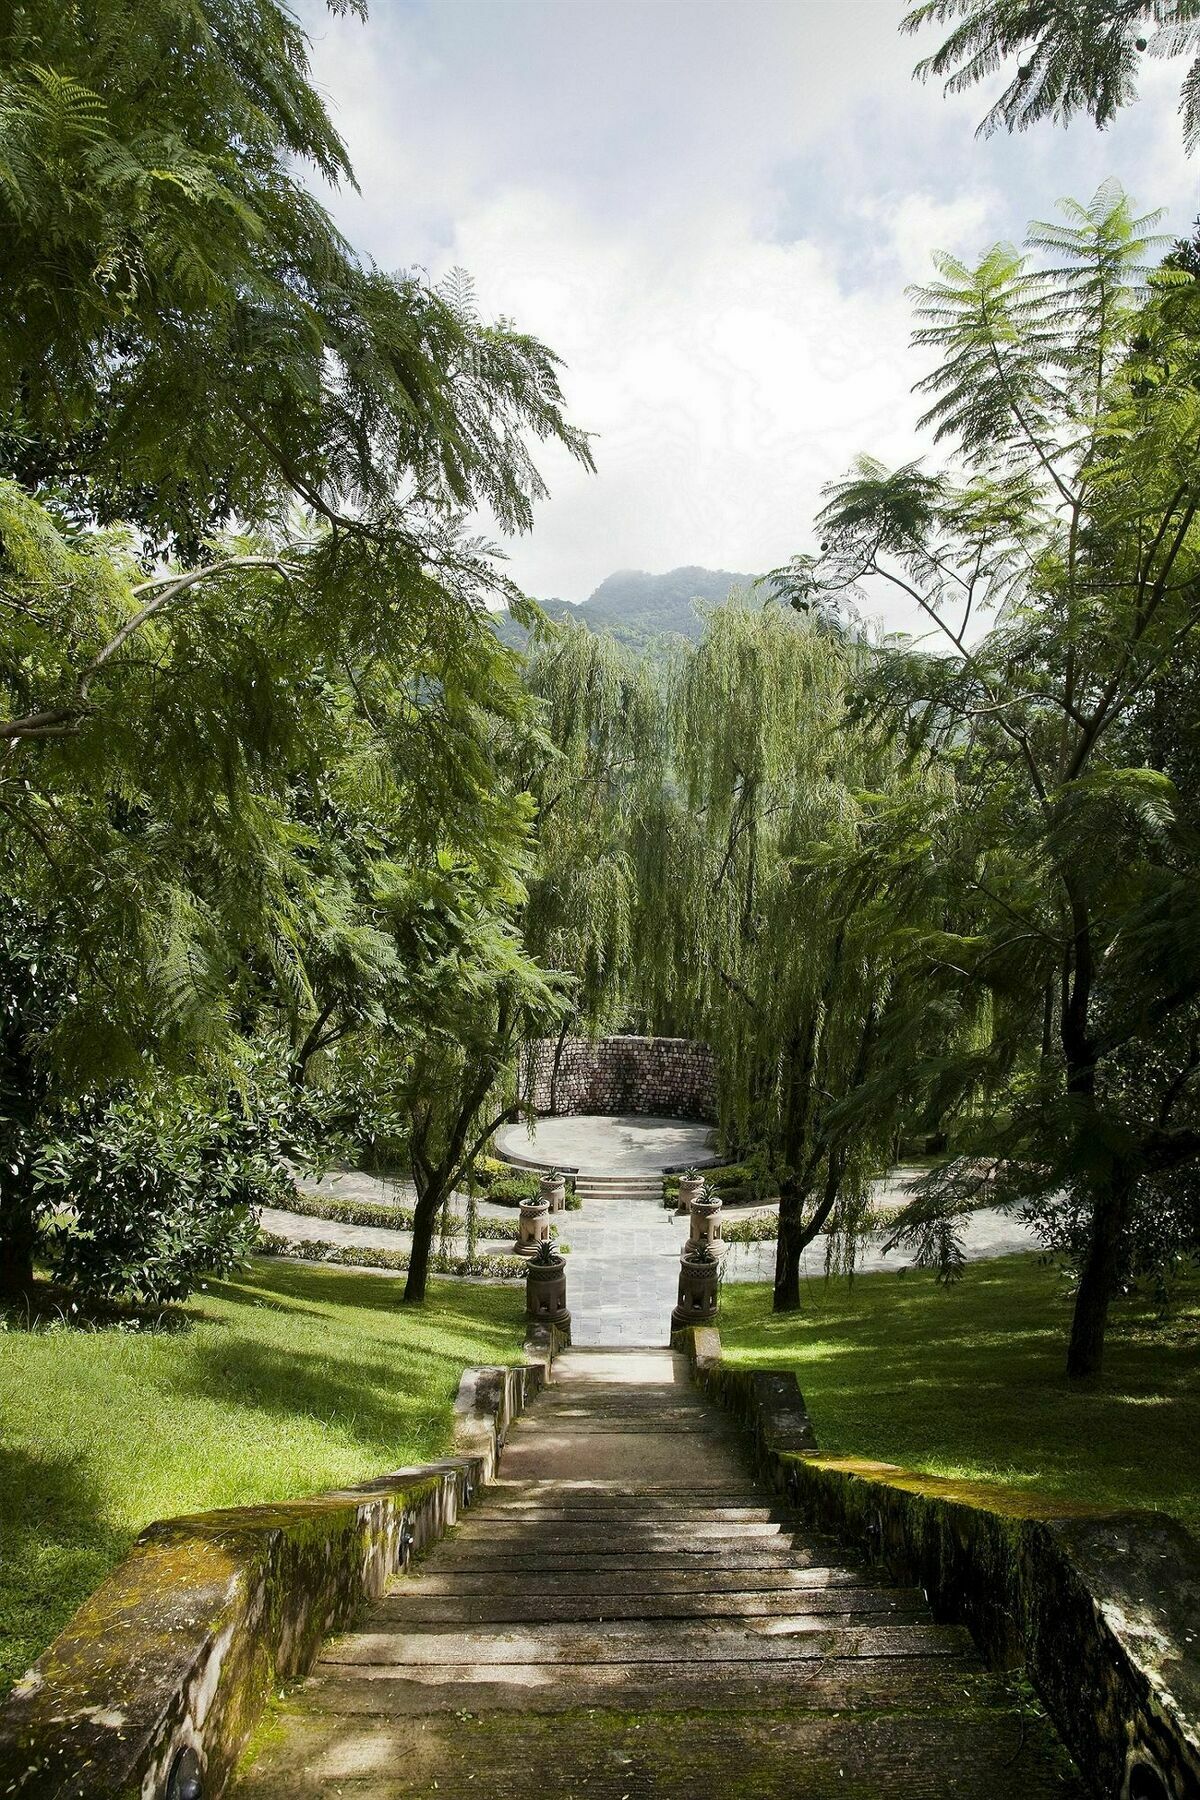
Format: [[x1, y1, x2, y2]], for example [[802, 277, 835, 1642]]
[[263, 1141, 1041, 1347], [232, 1346, 1080, 1798]]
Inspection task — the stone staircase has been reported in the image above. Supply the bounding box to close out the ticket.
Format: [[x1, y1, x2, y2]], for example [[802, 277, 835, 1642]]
[[234, 1349, 1081, 1798], [571, 1169, 666, 1206]]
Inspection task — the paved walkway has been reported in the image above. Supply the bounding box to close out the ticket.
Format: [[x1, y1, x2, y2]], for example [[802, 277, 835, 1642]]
[[234, 1348, 1079, 1798], [265, 1156, 1042, 1342]]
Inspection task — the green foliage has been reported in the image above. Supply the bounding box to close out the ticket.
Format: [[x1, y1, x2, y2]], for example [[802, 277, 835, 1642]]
[[277, 1189, 519, 1241], [633, 599, 961, 1309], [486, 1174, 541, 1207], [0, 0, 594, 1309], [36, 1091, 270, 1305], [903, 1, 1200, 153], [722, 1213, 779, 1244], [258, 1234, 527, 1279], [0, 0, 591, 555], [793, 186, 1200, 1374]]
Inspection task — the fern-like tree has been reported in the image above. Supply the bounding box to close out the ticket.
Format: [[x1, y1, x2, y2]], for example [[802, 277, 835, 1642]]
[[904, 1, 1200, 152], [782, 185, 1200, 1376], [0, 0, 592, 1298]]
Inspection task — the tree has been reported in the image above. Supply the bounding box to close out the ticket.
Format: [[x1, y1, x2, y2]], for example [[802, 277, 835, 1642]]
[[903, 1, 1200, 152], [520, 624, 665, 1088], [391, 873, 568, 1304], [782, 185, 1200, 1376], [0, 0, 592, 1301], [0, 0, 591, 556], [631, 602, 953, 1310]]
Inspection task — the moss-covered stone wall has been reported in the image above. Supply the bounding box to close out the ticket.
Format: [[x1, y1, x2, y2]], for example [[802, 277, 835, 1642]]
[[679, 1328, 1200, 1800], [0, 1333, 565, 1799]]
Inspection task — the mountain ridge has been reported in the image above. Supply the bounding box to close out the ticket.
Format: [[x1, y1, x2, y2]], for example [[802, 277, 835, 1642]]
[[493, 564, 758, 651]]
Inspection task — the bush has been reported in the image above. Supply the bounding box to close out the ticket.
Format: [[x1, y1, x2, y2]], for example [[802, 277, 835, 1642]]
[[723, 1213, 778, 1244], [258, 1233, 528, 1279], [471, 1154, 509, 1189], [487, 1173, 540, 1206], [37, 1090, 286, 1304], [663, 1163, 773, 1206], [284, 1189, 517, 1240]]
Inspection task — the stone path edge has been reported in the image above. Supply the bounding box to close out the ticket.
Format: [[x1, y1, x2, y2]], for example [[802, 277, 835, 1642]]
[[0, 1325, 568, 1800], [675, 1325, 1200, 1800]]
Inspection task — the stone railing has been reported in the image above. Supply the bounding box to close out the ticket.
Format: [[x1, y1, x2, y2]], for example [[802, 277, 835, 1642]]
[[0, 1325, 567, 1800], [523, 1034, 716, 1120], [674, 1325, 1200, 1800]]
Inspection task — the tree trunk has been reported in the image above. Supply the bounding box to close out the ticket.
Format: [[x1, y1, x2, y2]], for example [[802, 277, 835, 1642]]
[[548, 1015, 571, 1116], [1066, 1163, 1132, 1380], [773, 1181, 804, 1311], [403, 1177, 448, 1304], [0, 1190, 37, 1301]]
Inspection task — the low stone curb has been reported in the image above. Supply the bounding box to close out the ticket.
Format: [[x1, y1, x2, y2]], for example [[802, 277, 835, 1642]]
[[0, 1324, 566, 1800], [675, 1325, 1200, 1800]]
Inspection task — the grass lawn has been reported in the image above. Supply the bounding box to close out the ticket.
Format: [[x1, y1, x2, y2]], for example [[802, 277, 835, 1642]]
[[0, 1259, 524, 1696], [720, 1253, 1200, 1532]]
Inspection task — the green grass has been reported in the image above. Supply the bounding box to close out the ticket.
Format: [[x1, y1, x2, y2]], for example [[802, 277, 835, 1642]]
[[720, 1254, 1200, 1532], [0, 1260, 524, 1695]]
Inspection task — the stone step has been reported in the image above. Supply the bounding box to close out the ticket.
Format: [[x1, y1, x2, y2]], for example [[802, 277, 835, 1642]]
[[323, 1620, 972, 1667], [426, 1545, 831, 1572], [233, 1704, 1082, 1797], [400, 1565, 867, 1597], [470, 1502, 783, 1521], [374, 1587, 930, 1626], [275, 1656, 1025, 1717], [451, 1518, 794, 1542], [230, 1343, 1081, 1800]]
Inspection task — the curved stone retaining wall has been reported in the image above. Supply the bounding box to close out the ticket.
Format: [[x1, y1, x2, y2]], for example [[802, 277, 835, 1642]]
[[524, 1035, 716, 1121]]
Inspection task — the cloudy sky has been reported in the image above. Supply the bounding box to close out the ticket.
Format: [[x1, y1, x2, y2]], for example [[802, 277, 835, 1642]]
[[299, 0, 1200, 628]]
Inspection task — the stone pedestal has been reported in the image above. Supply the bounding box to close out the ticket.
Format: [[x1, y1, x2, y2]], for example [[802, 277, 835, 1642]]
[[670, 1245, 720, 1330], [540, 1172, 567, 1213], [676, 1173, 705, 1218], [515, 1196, 551, 1257], [525, 1250, 570, 1330], [688, 1192, 723, 1251]]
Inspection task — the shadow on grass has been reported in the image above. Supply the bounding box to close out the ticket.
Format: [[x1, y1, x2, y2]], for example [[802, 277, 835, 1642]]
[[0, 1445, 126, 1696], [720, 1255, 1200, 1525]]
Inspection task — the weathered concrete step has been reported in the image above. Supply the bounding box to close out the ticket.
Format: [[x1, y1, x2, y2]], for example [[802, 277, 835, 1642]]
[[454, 1518, 792, 1542], [400, 1564, 867, 1597], [478, 1501, 782, 1521], [484, 1484, 771, 1505], [375, 1587, 929, 1625], [323, 1621, 970, 1666], [427, 1545, 828, 1572], [235, 1704, 1082, 1796], [283, 1655, 1009, 1717]]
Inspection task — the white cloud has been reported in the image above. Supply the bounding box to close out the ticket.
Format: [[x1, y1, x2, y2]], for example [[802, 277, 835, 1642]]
[[299, 0, 1200, 630]]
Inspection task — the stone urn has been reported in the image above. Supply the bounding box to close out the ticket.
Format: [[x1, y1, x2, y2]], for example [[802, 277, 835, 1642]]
[[675, 1169, 705, 1218], [525, 1241, 570, 1330], [515, 1194, 551, 1257], [671, 1241, 720, 1330], [540, 1168, 567, 1214], [689, 1190, 723, 1251]]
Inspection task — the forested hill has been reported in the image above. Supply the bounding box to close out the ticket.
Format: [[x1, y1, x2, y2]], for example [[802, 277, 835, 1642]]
[[493, 565, 757, 651]]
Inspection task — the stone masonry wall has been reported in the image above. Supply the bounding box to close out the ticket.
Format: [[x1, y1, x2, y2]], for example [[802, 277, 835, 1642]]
[[524, 1035, 716, 1121]]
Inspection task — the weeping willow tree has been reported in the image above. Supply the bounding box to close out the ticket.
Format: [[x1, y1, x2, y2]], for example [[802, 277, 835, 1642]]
[[520, 624, 665, 1075], [636, 600, 962, 1310]]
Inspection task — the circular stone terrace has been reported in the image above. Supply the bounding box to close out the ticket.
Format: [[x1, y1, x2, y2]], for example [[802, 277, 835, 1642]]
[[493, 1112, 718, 1175]]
